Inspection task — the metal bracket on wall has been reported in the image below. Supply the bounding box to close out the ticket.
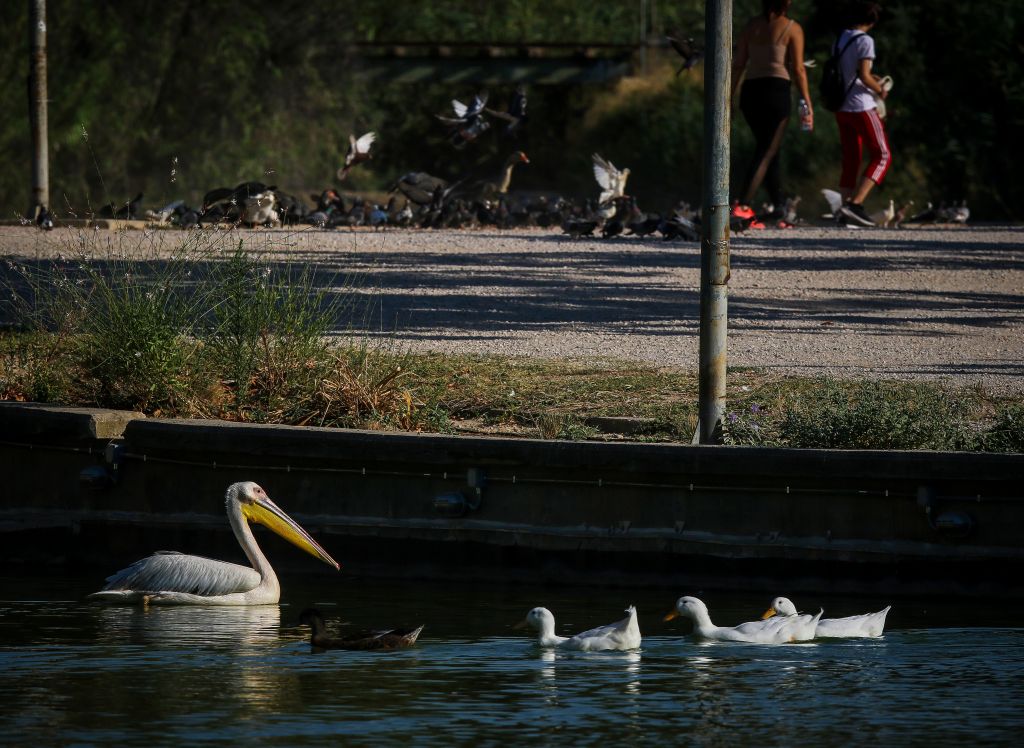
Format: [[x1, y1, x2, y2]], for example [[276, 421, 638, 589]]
[[78, 441, 124, 490], [917, 485, 974, 538]]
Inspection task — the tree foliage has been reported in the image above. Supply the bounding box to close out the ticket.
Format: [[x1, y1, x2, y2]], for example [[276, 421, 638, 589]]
[[0, 0, 1019, 219]]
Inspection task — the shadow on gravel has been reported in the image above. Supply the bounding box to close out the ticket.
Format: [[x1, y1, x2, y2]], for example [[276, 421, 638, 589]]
[[2, 230, 1021, 345]]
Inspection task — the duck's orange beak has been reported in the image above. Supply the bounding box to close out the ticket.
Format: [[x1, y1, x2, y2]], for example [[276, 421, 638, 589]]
[[761, 609, 777, 620], [663, 610, 679, 622]]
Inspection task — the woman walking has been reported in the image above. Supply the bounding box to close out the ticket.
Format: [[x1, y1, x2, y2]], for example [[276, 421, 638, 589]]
[[834, 1, 892, 226], [731, 0, 814, 229]]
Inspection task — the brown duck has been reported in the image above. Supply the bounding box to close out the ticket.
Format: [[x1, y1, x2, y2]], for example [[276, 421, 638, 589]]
[[298, 608, 424, 651]]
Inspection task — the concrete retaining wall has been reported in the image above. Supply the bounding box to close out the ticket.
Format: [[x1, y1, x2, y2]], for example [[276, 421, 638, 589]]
[[2, 402, 1021, 596]]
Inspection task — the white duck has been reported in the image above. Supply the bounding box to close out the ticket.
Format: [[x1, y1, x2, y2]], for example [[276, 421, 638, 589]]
[[592, 153, 630, 220], [870, 199, 895, 228], [516, 606, 641, 651], [765, 597, 890, 638], [665, 596, 820, 644], [759, 597, 825, 640]]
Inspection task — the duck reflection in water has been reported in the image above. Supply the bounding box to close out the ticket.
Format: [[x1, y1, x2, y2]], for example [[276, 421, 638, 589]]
[[297, 608, 424, 651]]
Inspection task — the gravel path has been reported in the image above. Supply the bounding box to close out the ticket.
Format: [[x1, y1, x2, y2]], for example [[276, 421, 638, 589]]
[[3, 223, 1023, 393]]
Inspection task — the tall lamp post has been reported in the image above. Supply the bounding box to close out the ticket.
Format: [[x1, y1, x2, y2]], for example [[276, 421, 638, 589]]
[[697, 0, 732, 444], [28, 0, 49, 220]]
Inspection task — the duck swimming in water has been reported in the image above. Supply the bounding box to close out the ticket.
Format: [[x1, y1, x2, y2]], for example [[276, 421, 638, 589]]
[[298, 608, 424, 650], [665, 596, 820, 643], [515, 605, 641, 651], [763, 596, 891, 638]]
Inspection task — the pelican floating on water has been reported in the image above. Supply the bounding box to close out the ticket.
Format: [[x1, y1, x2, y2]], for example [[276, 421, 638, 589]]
[[89, 481, 339, 605]]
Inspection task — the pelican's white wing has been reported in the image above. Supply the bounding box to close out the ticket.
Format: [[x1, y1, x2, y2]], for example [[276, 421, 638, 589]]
[[354, 131, 376, 154], [93, 551, 261, 597]]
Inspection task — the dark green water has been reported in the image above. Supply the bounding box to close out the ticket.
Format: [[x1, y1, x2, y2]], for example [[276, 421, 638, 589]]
[[1, 572, 1022, 745]]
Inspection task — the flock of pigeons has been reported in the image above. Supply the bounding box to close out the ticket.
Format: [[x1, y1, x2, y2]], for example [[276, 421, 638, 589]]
[[69, 81, 710, 242], [30, 48, 971, 237]]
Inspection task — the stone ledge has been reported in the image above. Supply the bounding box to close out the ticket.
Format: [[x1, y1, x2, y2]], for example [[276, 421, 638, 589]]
[[0, 402, 144, 440]]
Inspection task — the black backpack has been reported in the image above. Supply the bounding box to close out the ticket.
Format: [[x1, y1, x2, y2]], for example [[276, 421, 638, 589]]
[[819, 32, 864, 112]]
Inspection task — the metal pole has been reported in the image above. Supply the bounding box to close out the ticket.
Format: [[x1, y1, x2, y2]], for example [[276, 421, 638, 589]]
[[697, 0, 731, 444], [28, 0, 49, 219]]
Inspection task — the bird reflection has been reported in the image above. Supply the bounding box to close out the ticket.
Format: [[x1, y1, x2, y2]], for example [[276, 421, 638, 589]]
[[688, 654, 737, 730], [537, 648, 559, 707], [623, 650, 642, 696], [94, 604, 282, 648]]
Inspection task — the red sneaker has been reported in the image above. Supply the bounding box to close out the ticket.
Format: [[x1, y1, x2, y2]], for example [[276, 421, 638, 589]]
[[731, 203, 755, 220], [748, 218, 766, 229], [775, 219, 795, 229]]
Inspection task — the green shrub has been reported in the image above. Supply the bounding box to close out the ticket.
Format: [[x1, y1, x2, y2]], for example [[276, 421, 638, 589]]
[[199, 243, 340, 422], [778, 379, 976, 451], [982, 404, 1024, 453]]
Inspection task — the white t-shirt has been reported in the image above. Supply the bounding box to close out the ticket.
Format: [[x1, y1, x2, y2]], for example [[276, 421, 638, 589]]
[[836, 29, 877, 112]]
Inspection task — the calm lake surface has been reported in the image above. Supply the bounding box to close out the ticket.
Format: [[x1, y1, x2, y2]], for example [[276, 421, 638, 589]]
[[1, 572, 1022, 745]]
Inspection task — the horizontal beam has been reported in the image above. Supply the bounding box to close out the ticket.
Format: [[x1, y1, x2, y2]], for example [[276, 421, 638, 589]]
[[349, 57, 634, 84]]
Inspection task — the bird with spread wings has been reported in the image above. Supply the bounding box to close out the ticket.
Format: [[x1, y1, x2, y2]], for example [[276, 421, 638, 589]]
[[337, 132, 376, 181], [592, 153, 631, 220]]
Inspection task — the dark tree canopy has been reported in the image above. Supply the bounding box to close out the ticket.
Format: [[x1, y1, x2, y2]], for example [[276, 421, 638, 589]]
[[1, 0, 1020, 219]]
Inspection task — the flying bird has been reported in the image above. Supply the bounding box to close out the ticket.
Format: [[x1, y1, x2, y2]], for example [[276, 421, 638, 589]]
[[592, 153, 630, 219], [437, 92, 491, 149], [337, 131, 377, 181], [485, 85, 528, 137], [667, 34, 704, 74]]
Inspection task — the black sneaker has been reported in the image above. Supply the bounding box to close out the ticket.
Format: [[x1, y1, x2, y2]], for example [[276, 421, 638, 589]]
[[840, 201, 875, 226]]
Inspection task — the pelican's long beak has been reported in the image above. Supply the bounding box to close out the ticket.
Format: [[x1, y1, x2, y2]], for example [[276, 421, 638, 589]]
[[243, 497, 340, 570], [761, 609, 777, 620], [663, 610, 679, 622]]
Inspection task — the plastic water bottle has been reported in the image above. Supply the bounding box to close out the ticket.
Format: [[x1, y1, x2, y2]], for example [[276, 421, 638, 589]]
[[799, 98, 812, 132]]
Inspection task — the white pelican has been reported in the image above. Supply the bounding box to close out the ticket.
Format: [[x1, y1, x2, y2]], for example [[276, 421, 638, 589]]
[[515, 606, 641, 651], [764, 596, 891, 638], [664, 596, 820, 644], [89, 481, 338, 606]]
